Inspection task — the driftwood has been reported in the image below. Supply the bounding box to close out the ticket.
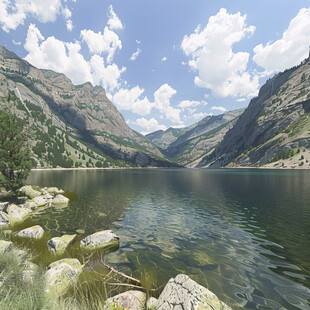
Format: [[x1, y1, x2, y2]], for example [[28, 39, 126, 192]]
[[102, 261, 141, 284], [107, 283, 157, 292]]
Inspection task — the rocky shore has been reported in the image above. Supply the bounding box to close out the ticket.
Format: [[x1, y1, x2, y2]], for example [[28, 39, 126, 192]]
[[0, 185, 232, 310]]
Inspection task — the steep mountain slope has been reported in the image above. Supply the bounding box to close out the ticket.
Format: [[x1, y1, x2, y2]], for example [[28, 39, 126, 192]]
[[146, 109, 244, 167], [0, 46, 175, 168], [198, 57, 310, 168]]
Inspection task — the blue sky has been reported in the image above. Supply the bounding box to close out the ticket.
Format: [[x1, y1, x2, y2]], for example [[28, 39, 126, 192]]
[[1, 1, 310, 134]]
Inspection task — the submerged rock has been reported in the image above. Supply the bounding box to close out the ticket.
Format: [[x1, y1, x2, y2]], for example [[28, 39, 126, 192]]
[[15, 225, 44, 239], [80, 230, 119, 251], [45, 258, 82, 296], [52, 194, 69, 204], [104, 290, 146, 310], [157, 274, 232, 310], [0, 202, 9, 212], [0, 211, 10, 228], [0, 240, 13, 252], [20, 185, 41, 199], [7, 204, 30, 224], [47, 234, 77, 254]]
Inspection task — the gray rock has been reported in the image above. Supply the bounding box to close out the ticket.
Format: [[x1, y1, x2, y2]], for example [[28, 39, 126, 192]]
[[147, 297, 159, 310], [22, 201, 37, 210], [0, 211, 10, 228], [22, 260, 39, 283], [52, 194, 69, 204], [104, 290, 146, 310], [0, 202, 9, 212], [80, 230, 119, 251], [0, 240, 13, 252], [45, 258, 82, 296], [20, 185, 41, 199], [46, 187, 64, 194], [15, 225, 44, 239], [47, 234, 77, 254], [157, 274, 232, 310], [7, 204, 30, 224], [33, 196, 48, 207]]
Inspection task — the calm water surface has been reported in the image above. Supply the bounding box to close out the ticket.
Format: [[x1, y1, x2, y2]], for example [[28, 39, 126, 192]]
[[26, 168, 310, 309]]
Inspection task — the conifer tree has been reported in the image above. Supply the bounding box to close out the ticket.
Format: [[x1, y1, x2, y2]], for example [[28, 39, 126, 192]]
[[0, 109, 32, 193]]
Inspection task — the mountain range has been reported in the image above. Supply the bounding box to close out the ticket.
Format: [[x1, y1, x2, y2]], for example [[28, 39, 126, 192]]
[[0, 45, 309, 169]]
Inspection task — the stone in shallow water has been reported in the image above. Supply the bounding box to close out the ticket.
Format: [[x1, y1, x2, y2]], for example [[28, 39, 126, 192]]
[[104, 290, 146, 310], [7, 204, 30, 224], [20, 185, 42, 199], [157, 274, 232, 310], [76, 229, 85, 234], [0, 211, 10, 228], [0, 240, 13, 252], [80, 230, 119, 251], [46, 187, 64, 194], [33, 196, 48, 207], [47, 234, 77, 254], [52, 194, 69, 204], [15, 225, 44, 239], [45, 258, 82, 296]]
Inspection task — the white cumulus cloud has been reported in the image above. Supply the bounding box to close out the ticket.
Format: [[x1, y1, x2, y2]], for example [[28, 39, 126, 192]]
[[112, 86, 153, 116], [0, 0, 66, 32], [211, 106, 227, 112], [181, 8, 259, 98], [81, 28, 122, 63], [161, 56, 167, 62], [253, 7, 310, 73], [66, 19, 73, 31], [107, 5, 123, 30], [130, 48, 141, 61], [178, 100, 206, 109], [135, 117, 167, 134]]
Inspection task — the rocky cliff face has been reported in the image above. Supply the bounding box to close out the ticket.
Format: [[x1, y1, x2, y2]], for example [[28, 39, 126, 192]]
[[0, 46, 174, 167], [199, 58, 310, 168]]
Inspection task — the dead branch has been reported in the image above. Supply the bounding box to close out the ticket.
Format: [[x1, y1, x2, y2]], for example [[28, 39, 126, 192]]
[[103, 262, 141, 284], [107, 283, 157, 292]]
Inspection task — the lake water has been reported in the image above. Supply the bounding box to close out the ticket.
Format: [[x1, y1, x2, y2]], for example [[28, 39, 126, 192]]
[[26, 168, 310, 309]]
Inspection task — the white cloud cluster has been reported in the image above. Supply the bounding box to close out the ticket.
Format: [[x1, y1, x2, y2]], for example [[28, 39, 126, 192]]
[[253, 8, 310, 73], [107, 5, 123, 30], [211, 106, 227, 112], [0, 0, 69, 32], [181, 8, 259, 98], [24, 24, 125, 92], [178, 100, 205, 109], [161, 56, 167, 62], [66, 19, 73, 31], [81, 28, 122, 63], [112, 83, 182, 124], [134, 117, 167, 134], [130, 48, 141, 61]]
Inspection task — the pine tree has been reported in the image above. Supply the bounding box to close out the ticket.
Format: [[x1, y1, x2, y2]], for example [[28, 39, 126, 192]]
[[0, 109, 32, 193]]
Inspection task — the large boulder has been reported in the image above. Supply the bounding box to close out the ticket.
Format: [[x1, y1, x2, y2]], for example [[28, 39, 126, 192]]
[[0, 211, 10, 228], [33, 196, 48, 207], [104, 291, 146, 310], [45, 258, 82, 296], [0, 240, 13, 252], [7, 204, 30, 224], [46, 187, 64, 195], [52, 194, 69, 204], [157, 274, 232, 310], [0, 202, 9, 212], [20, 185, 41, 199], [15, 225, 44, 239], [47, 234, 77, 254], [80, 230, 119, 251]]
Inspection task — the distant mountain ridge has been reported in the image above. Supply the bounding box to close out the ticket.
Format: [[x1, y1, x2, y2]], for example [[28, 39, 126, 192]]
[[0, 45, 177, 168]]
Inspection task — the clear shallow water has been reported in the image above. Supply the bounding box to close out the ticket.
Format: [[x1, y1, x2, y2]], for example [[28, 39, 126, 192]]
[[26, 168, 310, 309]]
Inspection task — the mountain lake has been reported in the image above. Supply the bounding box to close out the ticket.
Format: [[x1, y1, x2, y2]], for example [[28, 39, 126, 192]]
[[20, 168, 310, 309]]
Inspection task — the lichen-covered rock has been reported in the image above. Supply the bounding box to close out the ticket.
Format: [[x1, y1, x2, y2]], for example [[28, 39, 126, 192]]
[[7, 204, 30, 224], [45, 258, 82, 296], [147, 297, 159, 310], [157, 274, 232, 310], [104, 290, 146, 310], [47, 234, 77, 254], [0, 202, 9, 212], [0, 211, 10, 228], [33, 196, 48, 207], [46, 187, 64, 194], [0, 240, 13, 252], [22, 201, 37, 210], [15, 225, 44, 239], [80, 230, 119, 251], [52, 194, 69, 204], [20, 185, 41, 199], [22, 260, 39, 283]]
